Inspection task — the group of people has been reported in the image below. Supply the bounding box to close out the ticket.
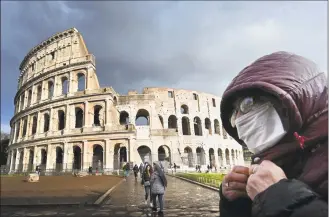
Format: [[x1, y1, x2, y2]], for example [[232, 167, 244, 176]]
[[124, 161, 168, 214]]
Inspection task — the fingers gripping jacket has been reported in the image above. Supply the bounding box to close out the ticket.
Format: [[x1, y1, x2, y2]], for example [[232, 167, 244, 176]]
[[252, 179, 318, 217]]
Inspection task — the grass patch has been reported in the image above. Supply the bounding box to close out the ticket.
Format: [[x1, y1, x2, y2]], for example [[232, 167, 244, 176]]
[[176, 172, 225, 188]]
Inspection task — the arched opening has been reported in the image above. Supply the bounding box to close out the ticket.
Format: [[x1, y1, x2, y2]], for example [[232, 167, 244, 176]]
[[58, 110, 65, 130], [119, 111, 129, 125], [135, 109, 150, 126], [93, 105, 102, 126], [15, 122, 20, 140], [196, 147, 205, 165], [218, 148, 223, 166], [223, 127, 228, 139], [55, 147, 63, 172], [77, 73, 85, 91], [48, 81, 54, 99], [225, 149, 230, 165], [158, 115, 164, 128], [113, 144, 127, 170], [182, 117, 191, 135], [113, 96, 117, 105], [61, 77, 68, 95], [22, 119, 27, 137], [37, 85, 42, 102], [205, 118, 212, 135], [168, 115, 177, 129], [44, 113, 50, 132], [73, 146, 82, 170], [158, 145, 171, 164], [214, 119, 220, 135], [40, 149, 47, 172], [20, 93, 25, 110], [137, 146, 152, 163], [209, 148, 215, 166], [12, 152, 17, 171], [75, 107, 83, 128], [231, 149, 235, 165], [235, 150, 238, 163], [18, 150, 24, 172], [180, 105, 189, 114], [27, 89, 32, 107], [183, 147, 193, 167], [28, 150, 34, 172], [194, 117, 202, 136], [93, 145, 103, 171], [31, 116, 37, 135]]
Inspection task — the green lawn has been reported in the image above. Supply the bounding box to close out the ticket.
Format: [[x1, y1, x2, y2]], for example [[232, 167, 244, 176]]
[[176, 172, 225, 188]]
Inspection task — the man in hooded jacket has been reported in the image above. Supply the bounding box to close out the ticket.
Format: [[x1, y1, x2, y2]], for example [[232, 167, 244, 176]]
[[219, 51, 328, 217]]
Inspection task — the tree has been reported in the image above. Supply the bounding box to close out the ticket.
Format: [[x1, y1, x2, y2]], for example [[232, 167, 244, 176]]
[[1, 131, 9, 140]]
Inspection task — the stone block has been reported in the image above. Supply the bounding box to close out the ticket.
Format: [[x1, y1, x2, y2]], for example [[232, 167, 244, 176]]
[[26, 173, 39, 182]]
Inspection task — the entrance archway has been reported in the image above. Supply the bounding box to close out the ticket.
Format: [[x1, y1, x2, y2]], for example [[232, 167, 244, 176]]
[[183, 146, 193, 167], [225, 149, 230, 166], [40, 149, 47, 172], [28, 150, 34, 172], [137, 146, 152, 163], [55, 147, 63, 172], [18, 150, 24, 172], [196, 147, 205, 165], [113, 144, 127, 170], [218, 148, 223, 166], [73, 146, 82, 170], [93, 145, 103, 171], [209, 148, 215, 166], [158, 145, 171, 164]]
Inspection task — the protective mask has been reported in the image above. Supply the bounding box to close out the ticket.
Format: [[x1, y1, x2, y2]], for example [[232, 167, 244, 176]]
[[235, 102, 287, 154]]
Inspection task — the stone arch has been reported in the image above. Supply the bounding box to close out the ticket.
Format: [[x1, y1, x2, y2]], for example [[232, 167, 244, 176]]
[[40, 148, 47, 172], [137, 145, 152, 163], [209, 148, 215, 166], [196, 147, 206, 165], [225, 148, 230, 165], [43, 113, 50, 132], [214, 119, 220, 135], [180, 104, 189, 114], [77, 73, 85, 91], [20, 93, 25, 110], [18, 150, 24, 172], [231, 149, 235, 165], [47, 80, 54, 99], [168, 115, 177, 129], [205, 118, 212, 135], [119, 111, 129, 125], [113, 143, 127, 170], [182, 116, 191, 135], [223, 127, 228, 139], [73, 146, 82, 170], [218, 148, 223, 166], [194, 117, 202, 136], [55, 146, 63, 172], [61, 77, 69, 95], [58, 110, 65, 130], [27, 89, 32, 107], [158, 115, 164, 128], [183, 146, 193, 167], [22, 118, 28, 137], [136, 109, 150, 126], [31, 116, 38, 135], [158, 145, 171, 163], [93, 144, 103, 171], [113, 96, 118, 105], [75, 107, 84, 128], [28, 149, 34, 172], [93, 105, 103, 126], [12, 151, 17, 171], [36, 85, 42, 102]]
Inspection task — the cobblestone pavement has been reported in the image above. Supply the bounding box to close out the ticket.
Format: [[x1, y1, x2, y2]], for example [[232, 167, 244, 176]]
[[1, 176, 220, 217]]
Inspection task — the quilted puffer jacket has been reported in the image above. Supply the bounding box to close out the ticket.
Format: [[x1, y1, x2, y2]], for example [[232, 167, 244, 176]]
[[219, 51, 328, 217]]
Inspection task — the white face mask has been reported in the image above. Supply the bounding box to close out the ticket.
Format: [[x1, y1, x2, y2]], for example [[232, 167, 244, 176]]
[[235, 102, 287, 154]]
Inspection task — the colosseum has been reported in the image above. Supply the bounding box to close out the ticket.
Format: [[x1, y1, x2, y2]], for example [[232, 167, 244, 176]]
[[6, 28, 244, 174]]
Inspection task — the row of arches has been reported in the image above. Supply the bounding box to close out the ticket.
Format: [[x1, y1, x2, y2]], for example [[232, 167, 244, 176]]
[[17, 73, 86, 113], [120, 109, 222, 136]]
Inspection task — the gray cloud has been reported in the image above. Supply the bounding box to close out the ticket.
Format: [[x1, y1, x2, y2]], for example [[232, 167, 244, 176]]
[[1, 1, 327, 132]]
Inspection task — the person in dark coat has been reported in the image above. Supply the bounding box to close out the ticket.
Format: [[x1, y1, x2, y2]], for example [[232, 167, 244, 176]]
[[219, 51, 328, 217]]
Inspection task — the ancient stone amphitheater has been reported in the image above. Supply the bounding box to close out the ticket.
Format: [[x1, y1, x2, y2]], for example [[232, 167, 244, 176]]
[[7, 28, 243, 174]]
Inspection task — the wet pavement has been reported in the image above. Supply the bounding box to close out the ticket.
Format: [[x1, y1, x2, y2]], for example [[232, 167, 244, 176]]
[[1, 175, 220, 217]]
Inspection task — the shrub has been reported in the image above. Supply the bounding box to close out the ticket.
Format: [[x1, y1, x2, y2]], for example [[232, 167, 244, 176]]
[[176, 172, 225, 188]]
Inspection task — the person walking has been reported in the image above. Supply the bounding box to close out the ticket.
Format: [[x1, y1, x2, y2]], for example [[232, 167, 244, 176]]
[[219, 51, 328, 217], [133, 164, 139, 180], [139, 163, 144, 178], [122, 162, 130, 180], [150, 162, 167, 214], [173, 163, 177, 173], [141, 163, 153, 207]]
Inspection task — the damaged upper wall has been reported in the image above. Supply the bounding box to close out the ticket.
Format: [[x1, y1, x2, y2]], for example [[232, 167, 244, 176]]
[[17, 28, 99, 91]]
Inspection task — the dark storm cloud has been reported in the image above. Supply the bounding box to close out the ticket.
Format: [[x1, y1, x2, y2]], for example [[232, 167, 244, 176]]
[[1, 1, 327, 132]]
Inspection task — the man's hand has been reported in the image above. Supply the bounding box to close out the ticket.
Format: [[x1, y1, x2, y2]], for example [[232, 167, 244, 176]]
[[222, 165, 250, 201], [247, 160, 287, 201]]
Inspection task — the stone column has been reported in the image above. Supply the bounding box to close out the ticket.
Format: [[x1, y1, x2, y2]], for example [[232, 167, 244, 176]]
[[105, 98, 112, 130], [63, 142, 69, 171], [128, 138, 136, 163], [15, 149, 20, 172], [65, 104, 70, 131], [82, 140, 88, 170], [13, 122, 18, 143], [9, 151, 14, 173], [86, 67, 92, 90], [41, 80, 46, 101], [31, 85, 36, 105], [84, 101, 90, 127], [104, 139, 111, 171], [68, 72, 73, 94], [36, 112, 41, 135], [22, 148, 28, 172], [49, 108, 54, 132], [46, 144, 53, 173], [33, 146, 38, 168], [214, 149, 219, 169], [222, 150, 227, 167], [229, 150, 233, 167], [26, 115, 31, 137], [53, 76, 59, 97]]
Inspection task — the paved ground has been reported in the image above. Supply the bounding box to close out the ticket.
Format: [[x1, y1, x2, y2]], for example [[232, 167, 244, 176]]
[[1, 175, 123, 205], [1, 175, 220, 217]]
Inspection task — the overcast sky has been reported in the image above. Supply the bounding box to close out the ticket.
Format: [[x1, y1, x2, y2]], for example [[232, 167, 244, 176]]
[[1, 1, 327, 133]]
